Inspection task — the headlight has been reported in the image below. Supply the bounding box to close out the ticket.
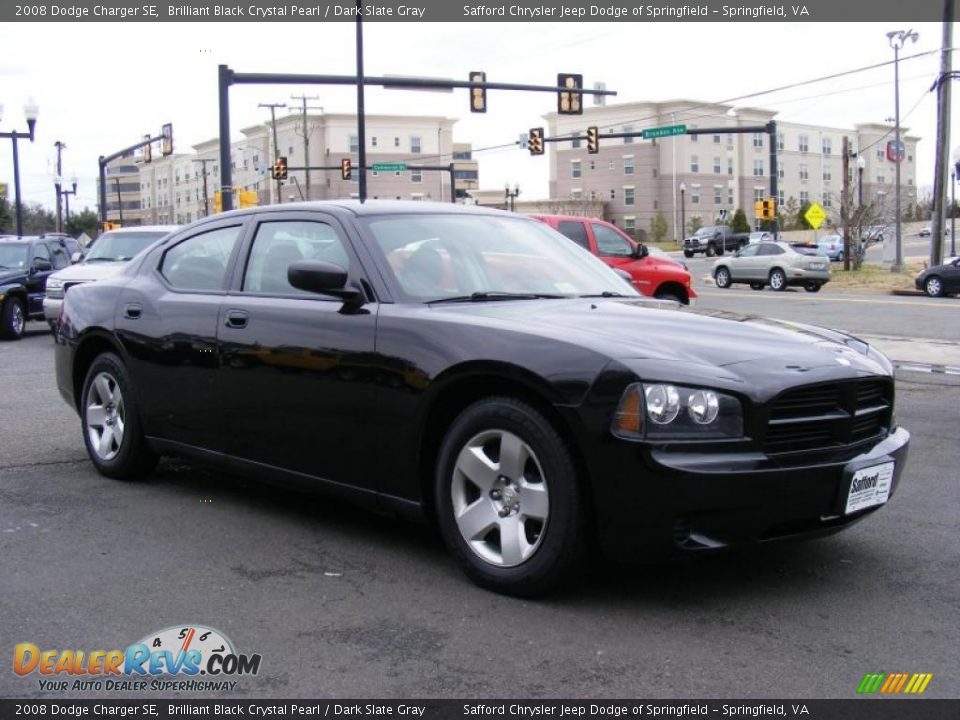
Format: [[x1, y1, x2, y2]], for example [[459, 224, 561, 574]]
[[47, 278, 64, 289], [613, 383, 743, 441]]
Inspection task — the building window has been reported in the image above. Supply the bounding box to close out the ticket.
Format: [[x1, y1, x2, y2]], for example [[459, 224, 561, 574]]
[[877, 174, 886, 184], [624, 216, 636, 232], [798, 135, 809, 153], [822, 137, 832, 155], [624, 187, 635, 205], [714, 186, 723, 205], [689, 125, 698, 142], [823, 193, 832, 208], [823, 167, 832, 182], [800, 190, 810, 204], [571, 160, 582, 179], [799, 164, 809, 181], [713, 134, 721, 144], [652, 168, 658, 178], [570, 189, 582, 200], [778, 166, 785, 180], [691, 185, 701, 204], [777, 190, 785, 206], [623, 156, 635, 175], [753, 159, 764, 177], [589, 160, 595, 171], [371, 136, 378, 147], [877, 147, 885, 160], [713, 157, 722, 174], [349, 135, 359, 153], [411, 136, 422, 154], [623, 125, 634, 144], [609, 159, 615, 170], [727, 158, 734, 176], [411, 168, 422, 183], [777, 133, 785, 151], [754, 187, 765, 202], [728, 187, 734, 206], [690, 155, 699, 173], [753, 133, 763, 148]]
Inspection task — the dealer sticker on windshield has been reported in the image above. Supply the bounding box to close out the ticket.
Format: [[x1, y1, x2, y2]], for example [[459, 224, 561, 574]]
[[845, 462, 894, 514]]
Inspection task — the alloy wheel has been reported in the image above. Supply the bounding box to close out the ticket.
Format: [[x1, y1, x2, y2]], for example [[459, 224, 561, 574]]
[[85, 372, 126, 461]]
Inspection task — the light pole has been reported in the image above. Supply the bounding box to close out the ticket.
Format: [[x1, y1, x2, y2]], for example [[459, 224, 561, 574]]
[[857, 154, 865, 209], [680, 182, 686, 240], [0, 99, 39, 237], [58, 174, 78, 226], [504, 183, 520, 212], [887, 28, 918, 273], [953, 160, 958, 257]]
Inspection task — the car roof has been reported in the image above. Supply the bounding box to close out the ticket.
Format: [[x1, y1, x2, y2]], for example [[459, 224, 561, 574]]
[[208, 199, 523, 221], [101, 225, 180, 233]]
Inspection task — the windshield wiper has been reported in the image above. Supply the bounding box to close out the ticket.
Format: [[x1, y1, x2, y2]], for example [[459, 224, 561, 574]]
[[578, 291, 629, 298], [84, 257, 118, 262], [426, 291, 566, 304]]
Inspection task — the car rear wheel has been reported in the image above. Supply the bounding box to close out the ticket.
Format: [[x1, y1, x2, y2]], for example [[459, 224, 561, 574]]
[[714, 267, 732, 289], [836, 250, 845, 263], [0, 297, 26, 340], [769, 268, 787, 291], [804, 283, 821, 293], [705, 244, 717, 257], [81, 352, 158, 479], [435, 397, 587, 596], [750, 282, 765, 291], [924, 275, 945, 297]]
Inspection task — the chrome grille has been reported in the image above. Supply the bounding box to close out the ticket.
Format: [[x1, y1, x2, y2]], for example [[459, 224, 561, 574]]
[[764, 379, 892, 453]]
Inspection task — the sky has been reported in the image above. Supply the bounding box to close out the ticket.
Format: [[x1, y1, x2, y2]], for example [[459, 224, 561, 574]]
[[0, 21, 957, 214]]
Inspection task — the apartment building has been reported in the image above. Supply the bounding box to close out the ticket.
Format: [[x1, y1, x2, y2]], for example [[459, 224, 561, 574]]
[[546, 100, 919, 239], [138, 111, 480, 225]]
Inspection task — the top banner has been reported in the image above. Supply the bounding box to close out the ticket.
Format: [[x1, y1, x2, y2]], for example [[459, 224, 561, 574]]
[[3, 0, 958, 22]]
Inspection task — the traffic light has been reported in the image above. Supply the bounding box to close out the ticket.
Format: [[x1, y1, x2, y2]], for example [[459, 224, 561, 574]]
[[762, 198, 776, 219], [272, 156, 288, 180], [101, 221, 120, 232], [143, 135, 152, 164], [341, 158, 352, 181], [528, 128, 544, 156], [557, 73, 583, 115], [469, 71, 486, 113], [161, 123, 173, 156], [586, 126, 599, 154]]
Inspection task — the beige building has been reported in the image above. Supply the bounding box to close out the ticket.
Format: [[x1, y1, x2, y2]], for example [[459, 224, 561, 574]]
[[138, 112, 480, 225], [104, 157, 145, 225], [546, 100, 919, 239]]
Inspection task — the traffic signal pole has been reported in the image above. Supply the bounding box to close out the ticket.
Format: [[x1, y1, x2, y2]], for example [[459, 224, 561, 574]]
[[287, 163, 457, 203], [98, 129, 169, 228]]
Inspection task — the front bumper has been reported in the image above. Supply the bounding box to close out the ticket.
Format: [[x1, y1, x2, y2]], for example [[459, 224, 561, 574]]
[[590, 426, 910, 561], [43, 296, 62, 323]]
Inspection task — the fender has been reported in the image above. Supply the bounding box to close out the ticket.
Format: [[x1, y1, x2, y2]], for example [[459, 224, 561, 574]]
[[0, 280, 28, 299]]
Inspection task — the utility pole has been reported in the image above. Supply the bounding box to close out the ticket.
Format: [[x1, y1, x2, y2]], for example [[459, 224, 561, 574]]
[[290, 94, 321, 200], [930, 9, 953, 267], [192, 158, 214, 217], [842, 136, 852, 272], [114, 177, 124, 225], [54, 140, 66, 232], [259, 102, 286, 205]]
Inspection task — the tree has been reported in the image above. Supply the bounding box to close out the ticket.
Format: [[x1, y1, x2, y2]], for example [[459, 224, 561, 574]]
[[731, 208, 751, 233], [20, 202, 55, 235], [649, 212, 668, 242], [796, 200, 814, 230], [781, 196, 800, 230], [66, 208, 99, 240], [0, 197, 11, 234], [688, 215, 703, 233]]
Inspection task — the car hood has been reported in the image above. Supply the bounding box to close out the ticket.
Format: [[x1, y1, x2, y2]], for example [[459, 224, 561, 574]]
[[49, 261, 127, 283], [0, 267, 28, 284], [428, 298, 887, 373]]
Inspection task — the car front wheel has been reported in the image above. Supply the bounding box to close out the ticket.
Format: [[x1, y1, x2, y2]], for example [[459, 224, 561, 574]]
[[683, 250, 694, 258], [924, 275, 945, 297], [435, 397, 587, 596], [81, 352, 158, 479], [769, 268, 787, 291], [714, 267, 732, 288], [0, 297, 26, 340]]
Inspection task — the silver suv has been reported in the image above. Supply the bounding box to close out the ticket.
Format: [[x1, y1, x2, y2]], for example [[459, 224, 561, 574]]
[[711, 241, 831, 292]]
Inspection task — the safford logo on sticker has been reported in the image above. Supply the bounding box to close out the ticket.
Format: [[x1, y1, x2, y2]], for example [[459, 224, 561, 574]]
[[13, 625, 261, 692]]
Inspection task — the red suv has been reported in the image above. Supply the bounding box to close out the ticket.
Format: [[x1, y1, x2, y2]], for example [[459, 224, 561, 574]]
[[532, 215, 696, 304]]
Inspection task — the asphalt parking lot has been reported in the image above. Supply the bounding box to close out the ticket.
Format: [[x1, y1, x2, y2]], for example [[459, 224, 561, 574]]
[[1, 322, 958, 699]]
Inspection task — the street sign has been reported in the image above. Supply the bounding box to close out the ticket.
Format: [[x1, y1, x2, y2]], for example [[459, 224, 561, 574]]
[[886, 140, 905, 163], [804, 202, 827, 230], [642, 125, 687, 139], [372, 163, 408, 172]]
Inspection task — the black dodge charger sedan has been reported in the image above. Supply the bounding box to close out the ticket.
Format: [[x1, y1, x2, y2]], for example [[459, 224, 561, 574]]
[[55, 201, 910, 595]]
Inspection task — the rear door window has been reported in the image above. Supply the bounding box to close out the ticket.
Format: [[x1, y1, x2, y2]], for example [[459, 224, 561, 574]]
[[160, 226, 243, 291], [555, 221, 591, 251]]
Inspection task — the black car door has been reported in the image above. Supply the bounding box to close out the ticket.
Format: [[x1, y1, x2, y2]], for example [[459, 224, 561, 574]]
[[113, 219, 247, 452], [24, 242, 54, 316], [216, 212, 377, 491], [944, 259, 960, 293]]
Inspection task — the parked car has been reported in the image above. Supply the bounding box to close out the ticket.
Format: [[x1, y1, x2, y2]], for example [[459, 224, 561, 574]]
[[532, 214, 696, 304], [712, 241, 832, 292], [815, 234, 846, 262], [0, 235, 77, 339], [918, 226, 950, 238], [861, 225, 888, 243], [915, 256, 960, 297], [55, 201, 909, 595], [39, 232, 87, 263], [44, 226, 178, 331], [748, 231, 772, 244], [683, 226, 749, 258]]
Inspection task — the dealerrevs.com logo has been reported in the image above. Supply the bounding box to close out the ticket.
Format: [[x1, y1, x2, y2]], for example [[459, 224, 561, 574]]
[[14, 625, 261, 693], [857, 672, 934, 695]]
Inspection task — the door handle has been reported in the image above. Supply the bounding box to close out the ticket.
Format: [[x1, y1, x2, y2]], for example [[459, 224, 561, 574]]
[[123, 303, 142, 320], [225, 310, 248, 329]]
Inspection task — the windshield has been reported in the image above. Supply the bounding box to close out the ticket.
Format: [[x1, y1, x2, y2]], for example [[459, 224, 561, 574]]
[[86, 231, 170, 262], [695, 227, 718, 237], [0, 243, 29, 270], [362, 214, 639, 302]]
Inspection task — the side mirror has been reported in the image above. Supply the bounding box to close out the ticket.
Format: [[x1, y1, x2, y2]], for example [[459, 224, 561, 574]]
[[32, 258, 53, 273], [633, 244, 649, 259], [70, 252, 82, 264], [288, 260, 362, 302]]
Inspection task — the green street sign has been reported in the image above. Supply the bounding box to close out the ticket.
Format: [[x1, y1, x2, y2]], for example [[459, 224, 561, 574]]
[[642, 125, 687, 139], [372, 162, 408, 172]]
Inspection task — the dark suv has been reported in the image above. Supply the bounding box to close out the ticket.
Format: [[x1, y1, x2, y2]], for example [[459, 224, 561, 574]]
[[0, 236, 75, 339]]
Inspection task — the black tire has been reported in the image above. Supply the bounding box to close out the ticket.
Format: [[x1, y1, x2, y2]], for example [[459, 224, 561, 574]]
[[0, 296, 26, 340], [683, 250, 694, 259], [654, 293, 685, 304], [924, 275, 945, 298], [80, 352, 158, 480], [714, 267, 732, 289], [836, 250, 845, 263], [804, 283, 822, 293], [705, 244, 717, 258], [434, 397, 587, 597], [750, 282, 765, 291], [769, 268, 788, 291]]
